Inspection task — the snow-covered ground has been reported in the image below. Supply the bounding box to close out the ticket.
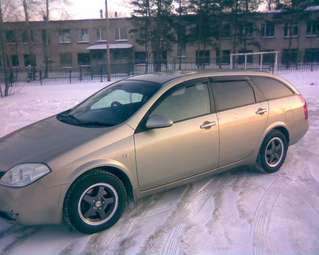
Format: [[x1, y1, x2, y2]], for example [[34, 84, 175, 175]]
[[0, 71, 318, 255]]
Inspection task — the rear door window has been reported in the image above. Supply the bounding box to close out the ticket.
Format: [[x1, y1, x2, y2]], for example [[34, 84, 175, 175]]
[[212, 79, 256, 111], [250, 76, 294, 100]]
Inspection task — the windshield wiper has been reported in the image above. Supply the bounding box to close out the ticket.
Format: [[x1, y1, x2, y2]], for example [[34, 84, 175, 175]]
[[57, 112, 81, 124], [76, 121, 114, 127], [58, 112, 114, 127]]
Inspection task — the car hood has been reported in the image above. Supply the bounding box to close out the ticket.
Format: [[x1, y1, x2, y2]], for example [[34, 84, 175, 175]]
[[0, 116, 115, 171]]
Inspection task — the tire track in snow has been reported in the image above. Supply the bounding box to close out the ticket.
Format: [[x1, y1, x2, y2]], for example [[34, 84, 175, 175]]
[[251, 174, 283, 255], [80, 193, 167, 255], [0, 227, 40, 255], [0, 226, 17, 240], [139, 185, 192, 255], [160, 224, 183, 255]]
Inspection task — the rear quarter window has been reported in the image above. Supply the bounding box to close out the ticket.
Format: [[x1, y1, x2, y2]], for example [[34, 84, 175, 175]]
[[251, 76, 294, 100], [212, 80, 255, 111]]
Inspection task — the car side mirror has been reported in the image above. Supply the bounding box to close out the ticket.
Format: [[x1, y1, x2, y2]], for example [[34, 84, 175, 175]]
[[146, 114, 173, 129]]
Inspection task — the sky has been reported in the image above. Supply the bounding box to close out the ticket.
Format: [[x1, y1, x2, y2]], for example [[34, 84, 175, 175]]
[[66, 0, 131, 19], [56, 0, 269, 21]]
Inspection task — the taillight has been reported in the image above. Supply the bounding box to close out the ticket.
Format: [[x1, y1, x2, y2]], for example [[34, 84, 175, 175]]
[[299, 95, 308, 120]]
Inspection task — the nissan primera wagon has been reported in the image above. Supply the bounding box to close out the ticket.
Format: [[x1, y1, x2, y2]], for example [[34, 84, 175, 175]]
[[0, 72, 308, 234]]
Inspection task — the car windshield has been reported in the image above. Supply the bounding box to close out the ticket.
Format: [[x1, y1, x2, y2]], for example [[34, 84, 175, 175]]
[[57, 80, 161, 127]]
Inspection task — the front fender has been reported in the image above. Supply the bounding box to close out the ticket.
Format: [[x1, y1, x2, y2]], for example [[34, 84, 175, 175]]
[[67, 158, 136, 188]]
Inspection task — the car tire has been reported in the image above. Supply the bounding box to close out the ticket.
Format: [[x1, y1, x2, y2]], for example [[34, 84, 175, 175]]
[[256, 130, 288, 173], [64, 170, 127, 234]]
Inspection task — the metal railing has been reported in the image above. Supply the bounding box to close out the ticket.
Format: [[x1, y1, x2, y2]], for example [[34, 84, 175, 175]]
[[1, 61, 319, 86]]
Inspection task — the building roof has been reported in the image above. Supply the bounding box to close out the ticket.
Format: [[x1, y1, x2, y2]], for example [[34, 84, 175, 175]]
[[87, 43, 133, 50]]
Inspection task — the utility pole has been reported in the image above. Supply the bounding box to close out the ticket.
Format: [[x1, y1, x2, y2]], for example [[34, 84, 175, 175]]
[[105, 0, 111, 81], [44, 0, 50, 78]]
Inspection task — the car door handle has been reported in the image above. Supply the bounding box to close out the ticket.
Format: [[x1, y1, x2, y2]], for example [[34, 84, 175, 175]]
[[256, 108, 267, 115], [200, 121, 216, 129]]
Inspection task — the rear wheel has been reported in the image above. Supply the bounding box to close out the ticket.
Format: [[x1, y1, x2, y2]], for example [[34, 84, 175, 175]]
[[64, 170, 127, 234], [256, 130, 288, 173]]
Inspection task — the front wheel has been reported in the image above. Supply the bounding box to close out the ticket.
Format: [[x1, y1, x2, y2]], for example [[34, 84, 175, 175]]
[[64, 170, 127, 234], [256, 130, 288, 173]]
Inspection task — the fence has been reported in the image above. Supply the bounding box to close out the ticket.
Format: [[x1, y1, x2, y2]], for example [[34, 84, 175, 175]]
[[1, 61, 319, 86]]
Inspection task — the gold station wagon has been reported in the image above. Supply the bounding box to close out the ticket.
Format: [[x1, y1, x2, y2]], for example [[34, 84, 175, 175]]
[[0, 71, 308, 234]]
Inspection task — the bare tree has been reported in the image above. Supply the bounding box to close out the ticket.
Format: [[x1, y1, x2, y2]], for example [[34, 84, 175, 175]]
[[23, 0, 35, 69], [43, 0, 50, 78], [1, 0, 20, 21], [0, 0, 10, 96], [39, 0, 71, 78]]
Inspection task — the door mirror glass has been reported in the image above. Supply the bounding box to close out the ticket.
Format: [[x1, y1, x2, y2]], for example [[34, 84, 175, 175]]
[[146, 114, 173, 129]]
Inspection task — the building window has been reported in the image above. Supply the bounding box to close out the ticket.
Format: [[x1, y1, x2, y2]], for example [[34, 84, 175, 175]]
[[282, 49, 299, 65], [6, 30, 16, 43], [115, 28, 128, 41], [113, 49, 129, 61], [59, 29, 72, 44], [91, 51, 104, 61], [306, 21, 319, 36], [304, 48, 319, 63], [237, 50, 253, 64], [79, 29, 89, 42], [153, 51, 167, 64], [261, 22, 275, 37], [135, 51, 146, 64], [60, 53, 73, 67], [11, 55, 19, 67], [196, 50, 210, 65], [240, 23, 253, 38], [217, 49, 230, 64], [24, 54, 36, 66], [263, 50, 275, 64], [78, 53, 90, 66], [22, 30, 35, 43], [221, 50, 230, 64], [284, 23, 298, 37], [221, 24, 231, 38], [97, 28, 105, 41]]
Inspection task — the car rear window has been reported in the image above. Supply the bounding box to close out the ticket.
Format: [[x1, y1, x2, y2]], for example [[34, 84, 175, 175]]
[[251, 76, 294, 100], [212, 80, 255, 111]]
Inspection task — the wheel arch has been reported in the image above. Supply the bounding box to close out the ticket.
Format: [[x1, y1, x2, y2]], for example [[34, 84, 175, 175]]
[[73, 166, 134, 201], [63, 161, 136, 211], [256, 122, 290, 157], [272, 126, 290, 144]]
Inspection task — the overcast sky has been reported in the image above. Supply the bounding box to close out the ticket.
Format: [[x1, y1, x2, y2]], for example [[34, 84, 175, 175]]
[[59, 0, 268, 20], [66, 0, 131, 19]]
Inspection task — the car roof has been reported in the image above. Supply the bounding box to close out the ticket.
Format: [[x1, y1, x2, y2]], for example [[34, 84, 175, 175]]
[[127, 70, 277, 84], [127, 71, 196, 84], [126, 71, 298, 93]]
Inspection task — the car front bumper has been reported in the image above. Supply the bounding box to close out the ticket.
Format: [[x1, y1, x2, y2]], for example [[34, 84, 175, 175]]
[[0, 180, 67, 225]]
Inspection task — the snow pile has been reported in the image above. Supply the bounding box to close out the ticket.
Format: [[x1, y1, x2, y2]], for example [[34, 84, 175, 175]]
[[0, 71, 318, 255]]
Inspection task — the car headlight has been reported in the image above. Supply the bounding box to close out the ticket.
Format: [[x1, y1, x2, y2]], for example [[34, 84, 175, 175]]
[[0, 163, 51, 188]]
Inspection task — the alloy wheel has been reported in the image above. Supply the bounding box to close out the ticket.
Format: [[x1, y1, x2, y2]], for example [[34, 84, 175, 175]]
[[264, 137, 284, 168], [77, 183, 119, 226]]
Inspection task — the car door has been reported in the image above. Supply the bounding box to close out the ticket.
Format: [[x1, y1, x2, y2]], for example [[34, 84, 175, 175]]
[[134, 78, 219, 190], [211, 76, 268, 166]]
